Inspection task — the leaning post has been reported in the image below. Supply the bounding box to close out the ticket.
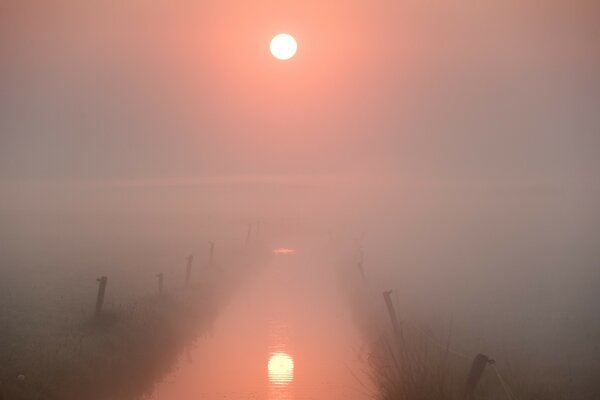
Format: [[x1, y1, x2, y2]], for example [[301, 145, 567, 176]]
[[95, 276, 108, 316], [382, 290, 402, 339], [464, 353, 494, 399]]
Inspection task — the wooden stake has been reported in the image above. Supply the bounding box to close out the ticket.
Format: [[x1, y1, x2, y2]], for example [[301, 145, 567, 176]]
[[246, 223, 252, 245], [156, 273, 164, 294], [464, 353, 494, 399], [357, 249, 367, 282], [209, 242, 215, 266], [185, 255, 193, 287], [383, 290, 402, 338], [95, 276, 108, 316]]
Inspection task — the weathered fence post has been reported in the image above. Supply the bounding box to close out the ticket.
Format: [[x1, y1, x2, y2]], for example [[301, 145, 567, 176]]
[[357, 260, 367, 282], [185, 255, 193, 287], [383, 290, 402, 338], [156, 273, 164, 294], [464, 353, 494, 399], [246, 223, 252, 245], [95, 276, 108, 316], [357, 248, 367, 282], [209, 241, 215, 266]]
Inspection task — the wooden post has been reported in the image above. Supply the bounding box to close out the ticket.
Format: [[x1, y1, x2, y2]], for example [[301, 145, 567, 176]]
[[383, 290, 402, 338], [246, 223, 252, 245], [95, 276, 108, 316], [357, 260, 367, 282], [209, 241, 215, 266], [156, 273, 164, 294], [356, 249, 366, 282], [185, 255, 193, 287], [464, 353, 494, 399]]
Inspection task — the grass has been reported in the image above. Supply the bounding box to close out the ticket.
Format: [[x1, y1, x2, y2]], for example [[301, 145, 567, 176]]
[[0, 245, 268, 400], [335, 255, 600, 400], [358, 316, 468, 400], [0, 275, 222, 400], [364, 314, 600, 400]]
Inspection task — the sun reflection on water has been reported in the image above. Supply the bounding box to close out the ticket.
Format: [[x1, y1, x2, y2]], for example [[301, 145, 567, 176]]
[[268, 352, 294, 384], [268, 320, 294, 400], [272, 247, 296, 255]]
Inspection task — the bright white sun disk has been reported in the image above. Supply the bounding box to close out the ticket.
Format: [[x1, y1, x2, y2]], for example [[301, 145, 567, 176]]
[[270, 33, 297, 60]]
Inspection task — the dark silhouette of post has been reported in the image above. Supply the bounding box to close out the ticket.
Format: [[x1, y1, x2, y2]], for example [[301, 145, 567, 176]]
[[209, 241, 215, 266], [156, 273, 164, 294], [383, 290, 402, 338], [464, 353, 494, 399], [95, 276, 108, 316], [185, 255, 193, 287]]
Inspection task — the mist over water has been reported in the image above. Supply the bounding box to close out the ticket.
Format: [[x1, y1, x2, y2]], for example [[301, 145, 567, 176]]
[[1, 0, 599, 399], [150, 245, 368, 400]]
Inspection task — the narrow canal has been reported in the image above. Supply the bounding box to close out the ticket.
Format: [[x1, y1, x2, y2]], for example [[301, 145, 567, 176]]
[[150, 247, 372, 400]]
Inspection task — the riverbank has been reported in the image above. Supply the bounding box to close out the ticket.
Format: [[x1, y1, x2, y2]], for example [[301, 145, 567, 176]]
[[334, 247, 600, 400], [0, 246, 268, 400]]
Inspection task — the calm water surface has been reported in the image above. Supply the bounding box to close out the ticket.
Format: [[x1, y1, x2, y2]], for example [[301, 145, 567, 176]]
[[150, 251, 372, 400]]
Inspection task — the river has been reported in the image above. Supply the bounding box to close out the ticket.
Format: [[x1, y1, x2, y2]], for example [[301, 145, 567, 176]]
[[149, 247, 373, 400]]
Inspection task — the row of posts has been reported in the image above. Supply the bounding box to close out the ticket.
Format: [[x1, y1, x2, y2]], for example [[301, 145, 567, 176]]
[[94, 242, 216, 317]]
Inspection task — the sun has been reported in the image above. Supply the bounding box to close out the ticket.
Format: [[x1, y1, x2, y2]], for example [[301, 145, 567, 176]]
[[270, 33, 297, 60], [268, 352, 294, 384]]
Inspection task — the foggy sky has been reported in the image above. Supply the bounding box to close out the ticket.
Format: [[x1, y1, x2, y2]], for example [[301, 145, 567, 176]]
[[1, 0, 598, 182], [1, 0, 599, 260]]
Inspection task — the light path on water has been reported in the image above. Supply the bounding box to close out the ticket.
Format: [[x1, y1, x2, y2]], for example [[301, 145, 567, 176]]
[[150, 248, 373, 400]]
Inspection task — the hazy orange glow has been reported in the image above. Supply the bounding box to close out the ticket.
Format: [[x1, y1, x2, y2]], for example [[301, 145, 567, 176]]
[[268, 352, 294, 384], [270, 33, 297, 60], [272, 248, 297, 255], [2, 0, 597, 399]]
